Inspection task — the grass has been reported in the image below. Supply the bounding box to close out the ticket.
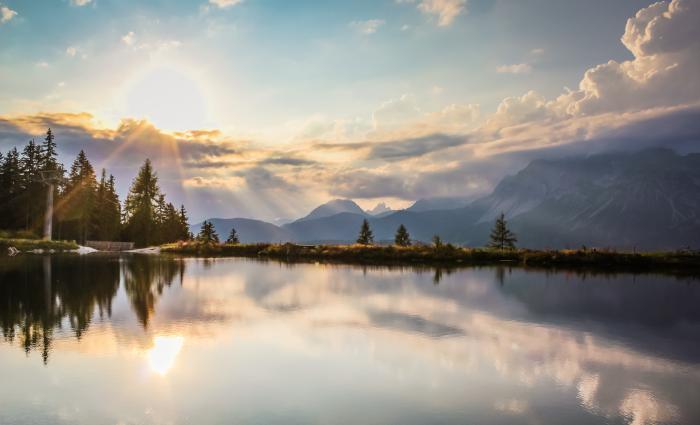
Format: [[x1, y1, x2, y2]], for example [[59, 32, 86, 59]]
[[160, 241, 700, 273], [0, 238, 79, 253]]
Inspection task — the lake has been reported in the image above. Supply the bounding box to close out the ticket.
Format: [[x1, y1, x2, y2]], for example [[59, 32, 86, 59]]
[[1, 255, 699, 425]]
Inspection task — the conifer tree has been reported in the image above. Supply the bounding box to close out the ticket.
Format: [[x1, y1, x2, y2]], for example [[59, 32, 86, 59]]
[[123, 159, 161, 247], [0, 148, 22, 229], [356, 219, 374, 245], [432, 235, 443, 249], [488, 212, 517, 250], [20, 140, 46, 233], [394, 224, 411, 246], [40, 128, 59, 172], [60, 150, 97, 243], [92, 169, 122, 241], [178, 205, 192, 241], [197, 220, 219, 244], [226, 227, 239, 244]]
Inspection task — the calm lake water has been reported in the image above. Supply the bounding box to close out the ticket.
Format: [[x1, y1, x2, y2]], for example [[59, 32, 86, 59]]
[[1, 255, 699, 425]]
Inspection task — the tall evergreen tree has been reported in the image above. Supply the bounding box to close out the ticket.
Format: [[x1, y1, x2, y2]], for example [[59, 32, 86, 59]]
[[356, 219, 374, 245], [394, 224, 411, 246], [123, 159, 161, 247], [226, 227, 239, 244], [177, 205, 192, 241], [40, 128, 59, 172], [488, 212, 517, 250], [0, 148, 22, 229], [59, 150, 98, 243], [91, 169, 122, 241], [197, 220, 219, 244], [19, 140, 45, 233]]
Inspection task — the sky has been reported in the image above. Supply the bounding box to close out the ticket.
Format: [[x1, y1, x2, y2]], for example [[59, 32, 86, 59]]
[[1, 0, 699, 222]]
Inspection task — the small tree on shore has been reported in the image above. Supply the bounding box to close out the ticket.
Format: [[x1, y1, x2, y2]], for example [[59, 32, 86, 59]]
[[432, 235, 443, 249], [394, 224, 411, 246], [488, 212, 517, 250], [197, 220, 219, 244], [356, 219, 374, 245], [226, 227, 239, 244]]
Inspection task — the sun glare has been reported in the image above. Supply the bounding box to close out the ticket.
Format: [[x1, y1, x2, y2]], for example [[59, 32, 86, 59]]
[[147, 335, 184, 376], [123, 65, 210, 132]]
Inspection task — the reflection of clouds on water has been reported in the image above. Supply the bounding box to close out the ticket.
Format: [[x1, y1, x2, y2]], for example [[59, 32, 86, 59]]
[[2, 257, 700, 424]]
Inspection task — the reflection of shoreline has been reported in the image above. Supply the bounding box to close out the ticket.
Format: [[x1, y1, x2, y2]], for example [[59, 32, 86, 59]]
[[1, 256, 699, 424], [0, 255, 185, 362], [160, 244, 700, 279]]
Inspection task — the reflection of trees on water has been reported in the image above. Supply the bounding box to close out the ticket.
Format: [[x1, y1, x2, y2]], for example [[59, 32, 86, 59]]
[[0, 255, 120, 363], [0, 255, 185, 362], [121, 255, 185, 328]]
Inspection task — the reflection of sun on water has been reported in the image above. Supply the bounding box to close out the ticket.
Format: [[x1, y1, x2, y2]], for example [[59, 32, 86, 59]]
[[147, 336, 184, 376]]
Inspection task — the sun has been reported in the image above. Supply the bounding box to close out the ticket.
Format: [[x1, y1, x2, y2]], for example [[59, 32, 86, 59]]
[[123, 65, 211, 132]]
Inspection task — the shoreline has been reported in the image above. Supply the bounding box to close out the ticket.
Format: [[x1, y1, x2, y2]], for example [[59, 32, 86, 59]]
[[159, 242, 700, 276]]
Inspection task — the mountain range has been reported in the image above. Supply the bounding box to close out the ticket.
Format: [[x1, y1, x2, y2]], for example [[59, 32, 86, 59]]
[[193, 148, 700, 250]]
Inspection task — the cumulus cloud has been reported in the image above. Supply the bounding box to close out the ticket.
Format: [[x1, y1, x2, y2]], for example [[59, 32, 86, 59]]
[[121, 31, 135, 46], [70, 0, 93, 6], [1, 5, 17, 24], [209, 0, 243, 9], [65, 46, 78, 57], [496, 63, 532, 74], [417, 0, 467, 26], [349, 19, 385, 35], [551, 0, 700, 116]]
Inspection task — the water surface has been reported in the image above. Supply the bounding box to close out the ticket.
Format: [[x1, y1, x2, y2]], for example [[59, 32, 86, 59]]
[[1, 255, 699, 425]]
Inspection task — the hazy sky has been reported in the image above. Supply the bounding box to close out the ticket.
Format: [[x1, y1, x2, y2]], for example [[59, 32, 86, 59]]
[[1, 0, 699, 222]]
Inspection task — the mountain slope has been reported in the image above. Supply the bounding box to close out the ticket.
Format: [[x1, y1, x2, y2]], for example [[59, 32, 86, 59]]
[[294, 199, 366, 223], [196, 149, 700, 250]]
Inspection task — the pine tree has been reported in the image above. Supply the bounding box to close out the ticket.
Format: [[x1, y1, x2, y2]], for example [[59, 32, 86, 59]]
[[59, 150, 98, 243], [394, 224, 411, 246], [488, 212, 517, 250], [197, 220, 219, 244], [91, 170, 122, 241], [0, 148, 22, 229], [40, 128, 59, 172], [19, 140, 45, 233], [178, 205, 192, 241], [123, 159, 161, 247], [356, 219, 374, 245], [226, 227, 239, 244], [432, 235, 443, 249]]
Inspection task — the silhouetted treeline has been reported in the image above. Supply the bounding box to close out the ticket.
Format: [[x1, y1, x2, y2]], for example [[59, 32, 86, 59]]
[[0, 129, 192, 246]]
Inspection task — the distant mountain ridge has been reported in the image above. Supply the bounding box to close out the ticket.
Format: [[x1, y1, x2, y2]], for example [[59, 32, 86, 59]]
[[294, 199, 366, 222], [197, 149, 700, 250]]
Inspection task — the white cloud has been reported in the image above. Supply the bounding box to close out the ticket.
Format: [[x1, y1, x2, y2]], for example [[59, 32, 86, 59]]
[[531, 48, 545, 55], [496, 63, 532, 74], [350, 19, 385, 35], [71, 0, 93, 5], [1, 5, 17, 23], [35, 61, 49, 68], [417, 0, 467, 26], [66, 46, 78, 57], [551, 0, 700, 116], [121, 31, 135, 46], [209, 0, 243, 8]]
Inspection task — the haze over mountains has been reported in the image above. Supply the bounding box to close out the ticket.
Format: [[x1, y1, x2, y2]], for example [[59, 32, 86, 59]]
[[194, 148, 700, 250]]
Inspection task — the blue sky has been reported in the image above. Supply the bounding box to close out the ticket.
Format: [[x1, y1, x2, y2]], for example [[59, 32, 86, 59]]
[[1, 0, 699, 221]]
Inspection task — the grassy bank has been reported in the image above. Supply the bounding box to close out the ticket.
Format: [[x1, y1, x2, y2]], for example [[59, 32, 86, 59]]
[[0, 238, 79, 253], [161, 241, 700, 273]]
